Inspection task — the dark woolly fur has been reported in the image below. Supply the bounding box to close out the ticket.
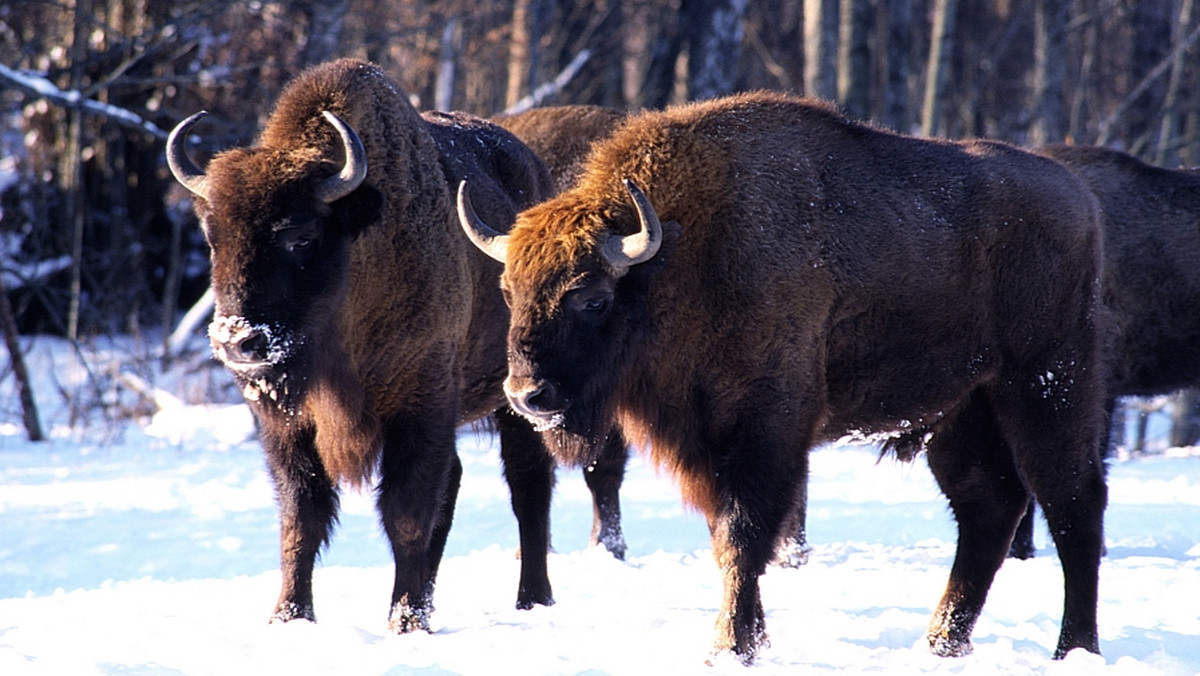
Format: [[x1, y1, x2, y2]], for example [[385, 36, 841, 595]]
[[182, 59, 562, 630], [1002, 144, 1200, 556], [498, 91, 1109, 662], [1038, 144, 1200, 398]]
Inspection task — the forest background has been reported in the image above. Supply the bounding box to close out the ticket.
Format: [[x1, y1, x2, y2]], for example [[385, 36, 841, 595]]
[[2, 0, 1199, 445]]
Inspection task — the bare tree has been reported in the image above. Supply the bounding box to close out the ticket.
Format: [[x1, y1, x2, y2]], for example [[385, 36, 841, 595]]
[[804, 0, 839, 100], [1029, 0, 1067, 145], [921, 0, 958, 137], [881, 0, 914, 132], [683, 0, 749, 101], [837, 0, 872, 120]]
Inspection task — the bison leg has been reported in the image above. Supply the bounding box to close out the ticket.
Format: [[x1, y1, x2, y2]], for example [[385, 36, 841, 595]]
[[773, 478, 813, 567], [1008, 498, 1037, 559], [1002, 413, 1106, 657], [703, 427, 802, 664], [376, 411, 461, 633], [583, 428, 628, 560], [924, 393, 1030, 658], [262, 427, 339, 624], [496, 407, 556, 609]]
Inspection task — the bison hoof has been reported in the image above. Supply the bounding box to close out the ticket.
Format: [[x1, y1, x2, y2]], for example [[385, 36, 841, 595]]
[[928, 633, 973, 658], [773, 539, 814, 568], [270, 601, 315, 624], [388, 601, 432, 634], [1007, 539, 1036, 560], [594, 532, 627, 561], [515, 591, 556, 610]]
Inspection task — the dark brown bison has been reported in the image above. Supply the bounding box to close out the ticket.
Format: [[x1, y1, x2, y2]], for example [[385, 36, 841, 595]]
[[459, 92, 1108, 662], [166, 58, 564, 631], [1005, 144, 1200, 557], [492, 104, 631, 558]]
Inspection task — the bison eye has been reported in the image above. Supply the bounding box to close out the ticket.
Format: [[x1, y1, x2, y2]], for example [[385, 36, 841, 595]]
[[565, 287, 612, 322], [581, 297, 608, 313], [289, 237, 312, 252]]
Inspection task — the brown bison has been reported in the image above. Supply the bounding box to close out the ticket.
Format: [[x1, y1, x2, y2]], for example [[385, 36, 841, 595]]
[[166, 58, 564, 631], [1006, 144, 1200, 557], [492, 104, 630, 558], [459, 92, 1109, 662], [492, 105, 626, 191]]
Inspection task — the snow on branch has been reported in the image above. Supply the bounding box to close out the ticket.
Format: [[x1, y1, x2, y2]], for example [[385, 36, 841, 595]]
[[0, 62, 168, 140], [502, 50, 592, 116]]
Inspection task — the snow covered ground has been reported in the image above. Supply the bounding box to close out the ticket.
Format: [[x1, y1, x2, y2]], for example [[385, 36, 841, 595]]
[[1, 337, 1198, 675]]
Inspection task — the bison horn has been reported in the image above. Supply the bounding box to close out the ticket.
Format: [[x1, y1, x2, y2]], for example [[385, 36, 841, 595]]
[[602, 179, 663, 268], [166, 111, 211, 200], [315, 111, 368, 204], [457, 180, 510, 262]]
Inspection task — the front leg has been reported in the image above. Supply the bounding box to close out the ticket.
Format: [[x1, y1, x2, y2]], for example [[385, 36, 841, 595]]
[[584, 427, 628, 560], [376, 410, 461, 633], [701, 435, 801, 663], [262, 424, 339, 624], [496, 407, 556, 609]]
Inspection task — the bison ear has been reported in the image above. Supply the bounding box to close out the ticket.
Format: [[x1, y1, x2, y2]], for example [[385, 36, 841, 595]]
[[331, 184, 384, 239]]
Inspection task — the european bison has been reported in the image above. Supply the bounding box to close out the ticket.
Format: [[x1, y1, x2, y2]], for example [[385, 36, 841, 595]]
[[459, 92, 1108, 662], [492, 104, 630, 558], [492, 105, 626, 191], [1006, 144, 1200, 556], [166, 58, 563, 631]]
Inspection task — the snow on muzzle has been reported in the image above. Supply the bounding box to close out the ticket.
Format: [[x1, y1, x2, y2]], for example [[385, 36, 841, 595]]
[[208, 314, 300, 404]]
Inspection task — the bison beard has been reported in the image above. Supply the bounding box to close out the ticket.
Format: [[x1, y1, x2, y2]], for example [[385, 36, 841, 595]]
[[464, 92, 1108, 664]]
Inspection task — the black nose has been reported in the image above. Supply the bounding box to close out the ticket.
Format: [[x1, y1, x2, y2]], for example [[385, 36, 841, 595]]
[[507, 378, 565, 422], [524, 381, 562, 414], [230, 330, 270, 363]]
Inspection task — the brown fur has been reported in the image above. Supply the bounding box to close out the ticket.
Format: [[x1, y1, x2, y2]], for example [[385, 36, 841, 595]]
[[492, 105, 626, 191], [178, 58, 558, 630], [494, 92, 1109, 662]]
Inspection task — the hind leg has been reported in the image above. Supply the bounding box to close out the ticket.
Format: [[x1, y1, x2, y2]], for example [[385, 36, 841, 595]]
[[496, 407, 556, 609], [924, 392, 1031, 657], [996, 400, 1106, 657], [584, 427, 628, 559]]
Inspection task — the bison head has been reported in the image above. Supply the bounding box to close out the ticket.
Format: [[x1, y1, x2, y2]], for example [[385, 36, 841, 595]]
[[459, 178, 666, 448], [168, 110, 383, 413]]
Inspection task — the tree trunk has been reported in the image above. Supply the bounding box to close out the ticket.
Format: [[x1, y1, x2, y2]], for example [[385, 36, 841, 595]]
[[837, 0, 871, 120], [300, 0, 347, 68], [506, 0, 533, 109], [921, 0, 957, 138], [1155, 0, 1195, 166], [882, 0, 912, 132], [804, 0, 838, 100], [1029, 0, 1066, 145], [684, 0, 748, 101], [0, 274, 44, 442]]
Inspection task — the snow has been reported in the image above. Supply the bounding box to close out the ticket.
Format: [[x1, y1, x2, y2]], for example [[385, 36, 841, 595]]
[[1, 338, 1198, 675]]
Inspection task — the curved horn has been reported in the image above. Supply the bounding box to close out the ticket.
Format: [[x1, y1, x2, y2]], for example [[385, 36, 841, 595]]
[[167, 111, 211, 199], [457, 180, 510, 263], [315, 110, 368, 204], [602, 178, 663, 268]]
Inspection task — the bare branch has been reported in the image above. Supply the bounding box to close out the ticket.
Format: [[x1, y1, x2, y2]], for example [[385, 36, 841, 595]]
[[501, 49, 591, 116], [0, 62, 168, 140]]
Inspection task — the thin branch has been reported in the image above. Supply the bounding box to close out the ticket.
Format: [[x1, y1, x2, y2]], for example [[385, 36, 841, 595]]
[[0, 61, 168, 140], [1096, 20, 1200, 146], [501, 49, 591, 115]]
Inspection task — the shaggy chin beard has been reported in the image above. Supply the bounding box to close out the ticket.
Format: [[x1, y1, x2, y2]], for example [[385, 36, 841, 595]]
[[230, 363, 307, 415], [526, 395, 617, 468]]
